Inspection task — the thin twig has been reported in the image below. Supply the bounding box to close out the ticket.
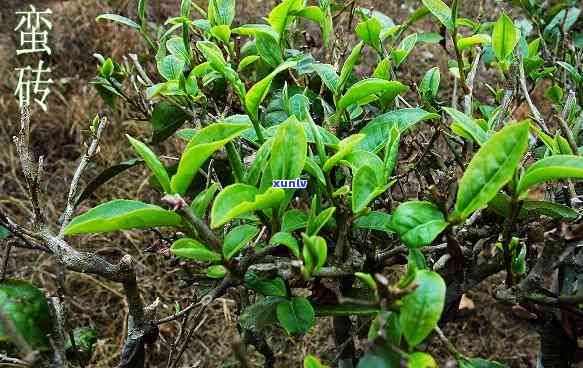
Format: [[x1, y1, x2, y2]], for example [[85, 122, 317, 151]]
[[59, 116, 108, 237]]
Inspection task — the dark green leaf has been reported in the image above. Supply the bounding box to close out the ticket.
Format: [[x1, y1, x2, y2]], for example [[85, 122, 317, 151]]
[[240, 296, 285, 331], [276, 297, 315, 335], [150, 101, 190, 144], [75, 159, 143, 206], [270, 232, 300, 257], [0, 280, 51, 349], [244, 271, 287, 296]]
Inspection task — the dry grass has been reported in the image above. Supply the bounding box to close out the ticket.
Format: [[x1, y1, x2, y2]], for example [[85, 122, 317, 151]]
[[0, 0, 541, 367]]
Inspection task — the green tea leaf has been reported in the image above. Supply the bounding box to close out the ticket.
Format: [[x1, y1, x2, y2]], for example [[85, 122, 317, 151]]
[[292, 6, 323, 24], [306, 207, 335, 236], [126, 135, 171, 193], [210, 25, 232, 43], [356, 17, 382, 53], [207, 265, 227, 278], [322, 134, 364, 172], [343, 151, 384, 187], [517, 155, 583, 195], [352, 165, 389, 213], [353, 211, 393, 233], [211, 184, 285, 228], [383, 127, 400, 179], [419, 67, 440, 97], [304, 157, 326, 186], [409, 352, 438, 368], [172, 123, 250, 195], [268, 0, 304, 39], [197, 41, 227, 71], [302, 234, 327, 274], [276, 297, 315, 335], [245, 60, 297, 122], [358, 108, 439, 152], [339, 41, 364, 92], [492, 12, 518, 61], [400, 270, 445, 347], [170, 238, 221, 262], [240, 296, 285, 331], [191, 183, 219, 218], [457, 34, 491, 50], [420, 0, 454, 30], [244, 271, 287, 296], [304, 355, 329, 368], [452, 122, 529, 221], [186, 121, 251, 149], [443, 107, 490, 146], [392, 33, 418, 68], [256, 31, 283, 68], [100, 58, 114, 78], [223, 224, 260, 260], [281, 209, 308, 232], [157, 55, 185, 81], [64, 200, 181, 235], [167, 36, 192, 64], [391, 201, 447, 247], [172, 141, 229, 195], [271, 117, 307, 180], [232, 24, 279, 39], [337, 79, 408, 113], [312, 63, 340, 95], [96, 14, 139, 29], [270, 231, 300, 257], [208, 0, 236, 26], [238, 55, 261, 71], [355, 272, 378, 295], [244, 139, 273, 186]]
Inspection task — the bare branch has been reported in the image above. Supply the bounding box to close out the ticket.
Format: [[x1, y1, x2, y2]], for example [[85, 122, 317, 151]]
[[518, 55, 551, 134]]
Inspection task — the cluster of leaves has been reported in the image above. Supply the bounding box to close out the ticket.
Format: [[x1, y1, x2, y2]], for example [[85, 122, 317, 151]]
[[4, 0, 583, 366]]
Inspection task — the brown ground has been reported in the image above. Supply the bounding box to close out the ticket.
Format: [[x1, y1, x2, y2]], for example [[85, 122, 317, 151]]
[[0, 0, 542, 367]]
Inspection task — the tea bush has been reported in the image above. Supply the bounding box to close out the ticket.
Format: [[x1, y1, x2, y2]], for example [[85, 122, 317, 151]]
[[1, 0, 583, 367]]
